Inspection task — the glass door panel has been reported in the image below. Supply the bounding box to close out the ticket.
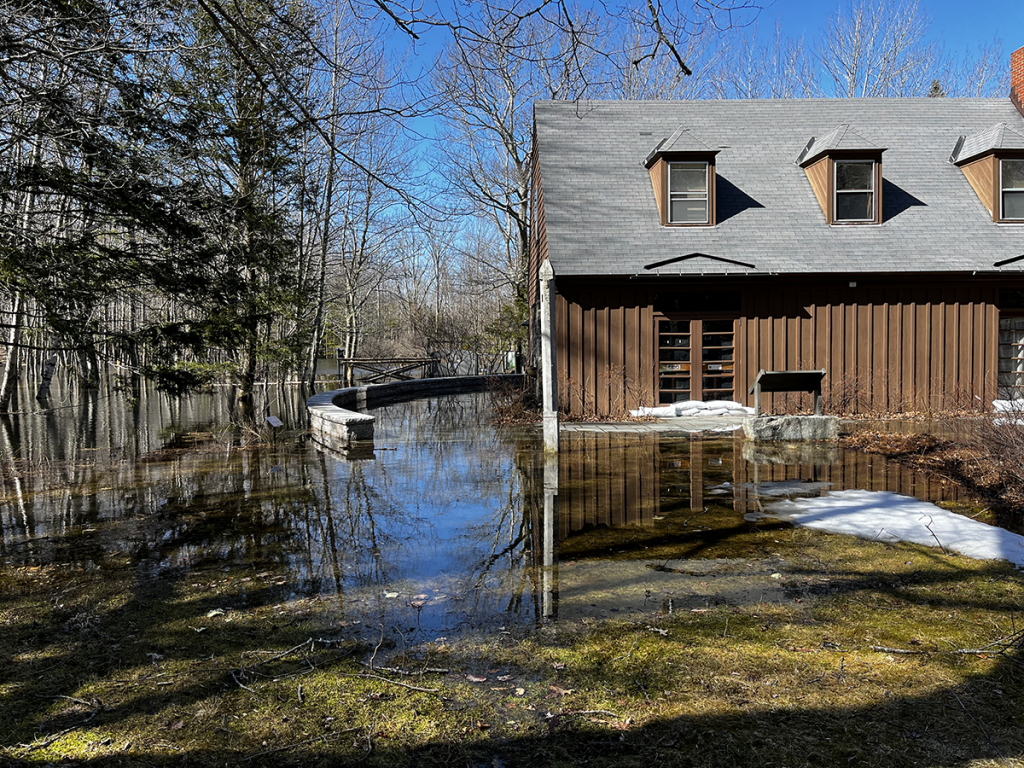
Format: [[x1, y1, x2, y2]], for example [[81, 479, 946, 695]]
[[658, 319, 691, 403], [701, 319, 734, 400], [657, 318, 736, 403], [999, 317, 1024, 400]]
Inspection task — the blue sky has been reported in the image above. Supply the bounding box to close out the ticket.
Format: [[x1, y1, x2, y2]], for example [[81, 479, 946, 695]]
[[763, 0, 1022, 55]]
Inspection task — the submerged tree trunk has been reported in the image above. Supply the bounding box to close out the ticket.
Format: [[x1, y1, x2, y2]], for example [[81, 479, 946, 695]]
[[36, 354, 58, 402], [0, 293, 24, 413]]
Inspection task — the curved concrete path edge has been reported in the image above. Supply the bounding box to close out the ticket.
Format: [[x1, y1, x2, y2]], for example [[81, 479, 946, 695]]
[[307, 374, 525, 453]]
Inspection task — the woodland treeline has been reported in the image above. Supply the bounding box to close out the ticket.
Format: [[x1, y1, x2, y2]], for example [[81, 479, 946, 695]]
[[0, 0, 1010, 408]]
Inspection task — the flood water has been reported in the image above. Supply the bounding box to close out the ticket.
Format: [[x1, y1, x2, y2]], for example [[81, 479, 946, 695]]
[[0, 381, 972, 643]]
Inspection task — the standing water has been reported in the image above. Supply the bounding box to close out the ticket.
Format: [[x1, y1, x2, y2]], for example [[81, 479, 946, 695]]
[[0, 382, 978, 644]]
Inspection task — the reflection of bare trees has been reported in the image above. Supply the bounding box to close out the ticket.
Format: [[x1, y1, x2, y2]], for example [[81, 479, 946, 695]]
[[1, 390, 554, 636]]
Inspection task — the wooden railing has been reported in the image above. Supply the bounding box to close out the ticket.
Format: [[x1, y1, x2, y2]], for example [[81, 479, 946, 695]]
[[335, 356, 436, 386]]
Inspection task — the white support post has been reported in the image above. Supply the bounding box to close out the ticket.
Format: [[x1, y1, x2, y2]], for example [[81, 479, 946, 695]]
[[539, 259, 559, 453], [542, 450, 558, 620]]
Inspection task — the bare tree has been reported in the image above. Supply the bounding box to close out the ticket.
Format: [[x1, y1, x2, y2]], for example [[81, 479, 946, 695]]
[[933, 39, 1009, 98], [814, 0, 940, 97], [715, 18, 817, 98]]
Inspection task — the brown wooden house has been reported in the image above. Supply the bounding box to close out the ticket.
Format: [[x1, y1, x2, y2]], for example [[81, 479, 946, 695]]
[[529, 47, 1024, 417]]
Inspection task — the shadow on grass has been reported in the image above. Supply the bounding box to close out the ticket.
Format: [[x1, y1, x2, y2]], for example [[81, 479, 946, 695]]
[[2, 549, 1022, 768]]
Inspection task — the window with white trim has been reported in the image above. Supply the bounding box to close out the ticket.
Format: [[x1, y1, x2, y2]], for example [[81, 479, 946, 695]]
[[668, 161, 709, 224], [1002, 159, 1024, 221], [834, 159, 875, 222]]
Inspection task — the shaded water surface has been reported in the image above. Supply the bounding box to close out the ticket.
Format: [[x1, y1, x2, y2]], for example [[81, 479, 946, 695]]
[[0, 387, 972, 641]]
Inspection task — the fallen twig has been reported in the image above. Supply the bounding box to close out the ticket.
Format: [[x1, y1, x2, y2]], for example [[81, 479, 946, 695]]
[[949, 691, 1010, 766], [243, 727, 361, 761], [231, 669, 258, 695], [870, 645, 925, 655], [359, 663, 450, 676], [340, 671, 442, 694], [241, 638, 315, 668]]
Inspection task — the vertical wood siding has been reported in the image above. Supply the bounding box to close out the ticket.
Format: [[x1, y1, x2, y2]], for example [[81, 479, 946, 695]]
[[556, 277, 1004, 417], [736, 281, 999, 413], [556, 287, 654, 415]]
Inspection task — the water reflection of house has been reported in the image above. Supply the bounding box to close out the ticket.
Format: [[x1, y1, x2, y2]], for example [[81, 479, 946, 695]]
[[557, 432, 660, 539], [541, 433, 963, 545], [732, 439, 961, 516]]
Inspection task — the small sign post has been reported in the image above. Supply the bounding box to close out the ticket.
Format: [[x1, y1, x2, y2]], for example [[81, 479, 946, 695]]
[[748, 369, 826, 416]]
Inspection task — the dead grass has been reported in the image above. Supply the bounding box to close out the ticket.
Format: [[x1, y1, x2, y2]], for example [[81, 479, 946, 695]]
[[2, 522, 1024, 767]]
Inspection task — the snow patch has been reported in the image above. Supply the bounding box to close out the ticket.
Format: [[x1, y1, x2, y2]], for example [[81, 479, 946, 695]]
[[992, 400, 1024, 426], [754, 490, 1024, 568]]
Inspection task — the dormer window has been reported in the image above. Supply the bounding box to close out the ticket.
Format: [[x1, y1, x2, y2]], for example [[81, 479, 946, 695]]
[[797, 125, 886, 225], [950, 123, 1024, 223], [645, 125, 719, 227], [834, 160, 876, 222], [669, 161, 710, 224], [1002, 159, 1024, 220]]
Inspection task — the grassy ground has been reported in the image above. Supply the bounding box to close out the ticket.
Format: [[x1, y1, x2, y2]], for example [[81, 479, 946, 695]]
[[2, 514, 1023, 767]]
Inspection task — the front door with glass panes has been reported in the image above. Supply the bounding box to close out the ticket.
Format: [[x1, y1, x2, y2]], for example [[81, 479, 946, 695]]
[[657, 318, 736, 403]]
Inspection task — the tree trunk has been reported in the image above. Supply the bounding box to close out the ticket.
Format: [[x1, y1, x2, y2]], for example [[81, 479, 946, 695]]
[[0, 293, 24, 413], [36, 354, 58, 402]]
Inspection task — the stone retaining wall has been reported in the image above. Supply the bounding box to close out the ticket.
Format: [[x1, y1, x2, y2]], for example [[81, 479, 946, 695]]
[[307, 374, 525, 453]]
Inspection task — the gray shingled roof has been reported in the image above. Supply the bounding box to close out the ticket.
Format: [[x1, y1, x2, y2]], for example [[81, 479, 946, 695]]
[[644, 124, 718, 166], [951, 121, 1024, 165], [796, 123, 886, 165], [534, 98, 1024, 277]]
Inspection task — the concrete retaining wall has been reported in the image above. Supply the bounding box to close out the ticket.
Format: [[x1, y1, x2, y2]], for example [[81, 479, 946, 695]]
[[307, 374, 525, 453]]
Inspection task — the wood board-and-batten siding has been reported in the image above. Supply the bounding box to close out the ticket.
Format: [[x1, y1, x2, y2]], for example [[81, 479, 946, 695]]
[[555, 277, 1014, 416]]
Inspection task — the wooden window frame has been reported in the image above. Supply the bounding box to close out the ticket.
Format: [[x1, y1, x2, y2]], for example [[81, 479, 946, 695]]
[[1000, 157, 1024, 222], [655, 312, 737, 403], [998, 310, 1024, 401], [648, 154, 718, 227], [668, 161, 710, 225], [803, 150, 884, 225], [956, 151, 1024, 223], [833, 159, 877, 223]]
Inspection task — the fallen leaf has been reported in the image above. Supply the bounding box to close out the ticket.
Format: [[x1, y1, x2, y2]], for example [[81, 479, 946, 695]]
[[466, 675, 487, 683], [497, 675, 514, 682], [548, 685, 574, 696], [552, 662, 566, 670], [206, 608, 225, 618], [515, 688, 525, 696]]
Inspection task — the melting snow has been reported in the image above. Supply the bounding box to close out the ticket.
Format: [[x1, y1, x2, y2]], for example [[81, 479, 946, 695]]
[[754, 489, 1024, 568]]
